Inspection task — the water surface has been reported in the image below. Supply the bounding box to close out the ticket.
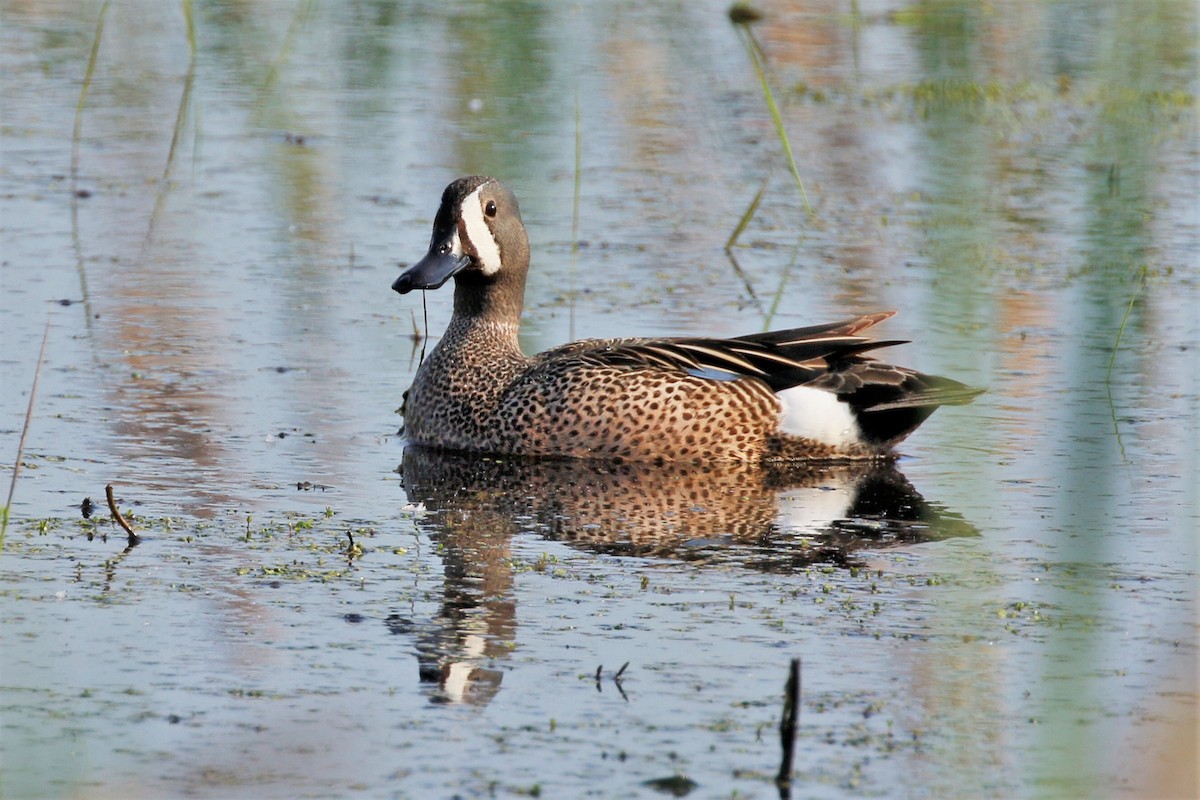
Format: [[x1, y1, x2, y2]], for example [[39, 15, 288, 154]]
[[1, 1, 1196, 798]]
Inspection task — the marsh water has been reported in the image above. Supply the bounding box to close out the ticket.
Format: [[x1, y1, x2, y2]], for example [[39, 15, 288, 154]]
[[1, 1, 1197, 798]]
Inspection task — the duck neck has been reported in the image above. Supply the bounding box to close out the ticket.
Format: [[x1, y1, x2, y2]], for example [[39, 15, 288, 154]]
[[446, 219, 530, 355], [447, 267, 527, 353]]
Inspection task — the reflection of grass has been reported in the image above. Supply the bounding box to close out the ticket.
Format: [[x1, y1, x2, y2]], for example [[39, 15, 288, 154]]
[[762, 241, 803, 331], [570, 89, 583, 340], [166, 0, 198, 177], [783, 77, 1194, 133], [724, 171, 770, 252], [70, 0, 110, 200], [144, 0, 197, 245], [260, 0, 316, 99], [70, 2, 110, 339]]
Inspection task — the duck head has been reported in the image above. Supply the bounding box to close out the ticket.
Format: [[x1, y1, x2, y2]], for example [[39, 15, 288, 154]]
[[393, 176, 528, 295]]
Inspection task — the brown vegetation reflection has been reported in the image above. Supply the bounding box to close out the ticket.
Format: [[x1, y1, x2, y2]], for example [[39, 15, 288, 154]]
[[393, 446, 976, 704]]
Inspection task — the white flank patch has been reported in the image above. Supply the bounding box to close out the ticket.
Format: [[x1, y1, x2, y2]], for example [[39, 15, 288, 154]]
[[461, 185, 502, 276], [441, 662, 474, 704], [774, 479, 856, 535], [440, 633, 487, 703], [776, 385, 861, 448]]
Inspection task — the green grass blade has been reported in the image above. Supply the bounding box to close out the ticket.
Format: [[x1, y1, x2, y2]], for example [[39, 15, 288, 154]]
[[741, 26, 814, 216], [1106, 264, 1146, 384], [1104, 264, 1147, 466], [2, 317, 52, 547]]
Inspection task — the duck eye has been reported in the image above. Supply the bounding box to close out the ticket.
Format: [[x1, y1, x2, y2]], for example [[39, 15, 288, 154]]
[[485, 200, 497, 218]]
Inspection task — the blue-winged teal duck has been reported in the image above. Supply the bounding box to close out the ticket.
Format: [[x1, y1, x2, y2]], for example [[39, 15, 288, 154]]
[[393, 176, 982, 464]]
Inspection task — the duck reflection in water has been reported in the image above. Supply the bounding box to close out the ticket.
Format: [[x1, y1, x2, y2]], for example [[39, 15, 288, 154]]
[[388, 447, 976, 705]]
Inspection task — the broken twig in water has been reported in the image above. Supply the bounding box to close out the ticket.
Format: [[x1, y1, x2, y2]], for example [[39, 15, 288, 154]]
[[105, 484, 141, 546], [776, 657, 801, 790], [613, 661, 630, 702]]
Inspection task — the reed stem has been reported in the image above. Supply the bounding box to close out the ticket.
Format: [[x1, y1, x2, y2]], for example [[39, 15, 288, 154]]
[[1, 318, 52, 546]]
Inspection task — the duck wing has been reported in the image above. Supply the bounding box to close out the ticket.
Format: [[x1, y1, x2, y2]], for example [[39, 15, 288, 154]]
[[538, 313, 909, 394]]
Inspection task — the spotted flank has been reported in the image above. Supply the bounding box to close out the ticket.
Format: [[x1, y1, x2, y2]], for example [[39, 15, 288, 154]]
[[392, 176, 983, 464]]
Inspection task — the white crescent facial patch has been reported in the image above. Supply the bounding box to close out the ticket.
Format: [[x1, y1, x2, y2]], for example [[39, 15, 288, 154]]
[[460, 185, 502, 276]]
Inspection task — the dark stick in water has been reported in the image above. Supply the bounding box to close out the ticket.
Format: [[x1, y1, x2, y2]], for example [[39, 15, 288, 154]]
[[105, 484, 141, 547], [776, 658, 801, 791]]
